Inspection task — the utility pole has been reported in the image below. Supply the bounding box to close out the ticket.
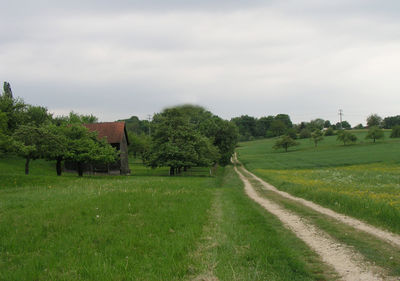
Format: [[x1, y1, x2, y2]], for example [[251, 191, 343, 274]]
[[147, 114, 152, 136], [338, 109, 343, 130]]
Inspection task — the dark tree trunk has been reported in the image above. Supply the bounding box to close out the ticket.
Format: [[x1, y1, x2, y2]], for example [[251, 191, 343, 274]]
[[77, 162, 83, 177], [25, 156, 30, 175], [56, 157, 62, 176], [184, 166, 187, 172], [178, 167, 181, 174], [169, 166, 175, 176]]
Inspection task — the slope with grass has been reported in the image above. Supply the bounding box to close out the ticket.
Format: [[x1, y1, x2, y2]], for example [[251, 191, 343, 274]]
[[0, 156, 334, 280], [236, 131, 400, 233]]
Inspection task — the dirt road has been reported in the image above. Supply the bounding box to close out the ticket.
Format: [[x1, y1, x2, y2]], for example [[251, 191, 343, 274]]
[[233, 156, 399, 281]]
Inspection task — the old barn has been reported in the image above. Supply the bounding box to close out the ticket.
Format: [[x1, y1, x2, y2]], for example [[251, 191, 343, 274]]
[[65, 121, 130, 175]]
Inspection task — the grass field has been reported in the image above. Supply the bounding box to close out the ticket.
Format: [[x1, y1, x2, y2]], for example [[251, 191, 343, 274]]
[[0, 156, 334, 280], [237, 130, 400, 233]]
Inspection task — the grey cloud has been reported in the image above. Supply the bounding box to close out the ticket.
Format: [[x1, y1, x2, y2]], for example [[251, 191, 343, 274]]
[[1, 1, 400, 126]]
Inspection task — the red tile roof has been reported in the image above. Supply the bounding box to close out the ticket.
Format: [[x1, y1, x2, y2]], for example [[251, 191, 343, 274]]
[[83, 122, 127, 144]]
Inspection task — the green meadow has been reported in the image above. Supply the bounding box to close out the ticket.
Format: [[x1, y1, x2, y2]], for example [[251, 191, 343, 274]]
[[0, 157, 332, 280], [237, 130, 400, 233]]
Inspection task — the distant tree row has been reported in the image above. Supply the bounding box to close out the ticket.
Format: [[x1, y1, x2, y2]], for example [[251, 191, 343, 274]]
[[231, 114, 292, 141], [0, 82, 117, 176]]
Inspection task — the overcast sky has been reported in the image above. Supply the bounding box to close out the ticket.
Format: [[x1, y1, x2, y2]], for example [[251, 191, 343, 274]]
[[1, 0, 400, 125]]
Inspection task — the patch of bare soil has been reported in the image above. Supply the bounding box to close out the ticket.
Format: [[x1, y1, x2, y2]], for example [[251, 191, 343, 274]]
[[234, 165, 391, 281]]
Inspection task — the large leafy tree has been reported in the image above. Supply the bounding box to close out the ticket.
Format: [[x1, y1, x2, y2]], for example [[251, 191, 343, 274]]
[[365, 126, 384, 143], [147, 107, 219, 175]]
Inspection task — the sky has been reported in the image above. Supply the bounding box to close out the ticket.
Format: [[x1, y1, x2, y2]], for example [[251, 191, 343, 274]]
[[1, 0, 400, 126]]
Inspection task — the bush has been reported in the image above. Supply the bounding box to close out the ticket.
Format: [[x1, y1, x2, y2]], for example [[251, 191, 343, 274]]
[[390, 125, 400, 138]]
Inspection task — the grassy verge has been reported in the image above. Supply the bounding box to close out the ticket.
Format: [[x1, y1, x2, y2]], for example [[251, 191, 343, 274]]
[[188, 166, 336, 281], [246, 174, 400, 277]]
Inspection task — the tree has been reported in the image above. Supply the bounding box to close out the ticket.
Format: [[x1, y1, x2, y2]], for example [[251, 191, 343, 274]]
[[390, 125, 400, 138], [3, 81, 13, 99], [286, 128, 297, 139], [273, 136, 299, 152], [147, 107, 219, 175], [231, 115, 257, 140], [337, 121, 351, 130], [64, 125, 117, 176], [53, 111, 98, 125], [299, 128, 311, 139], [365, 126, 384, 143], [383, 115, 400, 129], [311, 130, 324, 147], [367, 114, 382, 128], [308, 119, 325, 131], [324, 127, 335, 136], [13, 125, 47, 175], [336, 130, 357, 145], [274, 114, 292, 128], [269, 120, 286, 136], [324, 120, 331, 128], [353, 124, 364, 129], [200, 117, 238, 165], [41, 125, 69, 176], [0, 112, 12, 154], [24, 105, 52, 127], [128, 132, 151, 162], [0, 85, 26, 133], [255, 116, 274, 137]]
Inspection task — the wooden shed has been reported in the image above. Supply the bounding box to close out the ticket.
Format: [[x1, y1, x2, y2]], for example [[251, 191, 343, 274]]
[[65, 121, 130, 175]]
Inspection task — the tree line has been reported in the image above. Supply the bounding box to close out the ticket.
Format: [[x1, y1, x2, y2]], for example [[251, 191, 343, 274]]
[[0, 82, 118, 176], [0, 82, 239, 176]]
